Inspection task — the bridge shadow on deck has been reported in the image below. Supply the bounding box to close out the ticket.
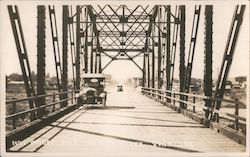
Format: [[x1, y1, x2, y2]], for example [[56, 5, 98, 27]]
[[48, 123, 200, 153], [10, 107, 201, 153], [10, 108, 88, 152], [84, 111, 199, 125], [8, 89, 246, 154]]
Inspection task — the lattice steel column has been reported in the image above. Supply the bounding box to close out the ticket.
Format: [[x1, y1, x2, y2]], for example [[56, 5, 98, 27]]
[[98, 52, 102, 73], [75, 6, 81, 90], [61, 5, 69, 107], [147, 39, 151, 88], [166, 5, 171, 91], [210, 5, 245, 122], [142, 50, 146, 87], [204, 5, 213, 124], [184, 5, 201, 95], [37, 5, 46, 117], [166, 5, 171, 102], [94, 49, 98, 73], [84, 7, 89, 73], [151, 28, 155, 89], [8, 6, 36, 120], [169, 6, 180, 91], [69, 6, 77, 90], [90, 25, 94, 73], [48, 6, 62, 93], [97, 52, 102, 73], [157, 7, 162, 89], [179, 5, 186, 109]]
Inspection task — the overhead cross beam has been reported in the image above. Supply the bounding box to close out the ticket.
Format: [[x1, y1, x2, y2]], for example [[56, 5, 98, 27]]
[[81, 5, 157, 71]]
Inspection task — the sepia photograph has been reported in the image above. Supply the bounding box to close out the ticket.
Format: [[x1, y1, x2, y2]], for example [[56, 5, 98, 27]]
[[0, 0, 249, 156]]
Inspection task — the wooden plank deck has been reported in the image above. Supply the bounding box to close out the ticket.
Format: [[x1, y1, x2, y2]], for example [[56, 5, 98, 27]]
[[9, 87, 246, 155]]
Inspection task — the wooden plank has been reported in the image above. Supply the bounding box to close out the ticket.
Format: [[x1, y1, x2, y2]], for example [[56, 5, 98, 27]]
[[8, 87, 246, 154]]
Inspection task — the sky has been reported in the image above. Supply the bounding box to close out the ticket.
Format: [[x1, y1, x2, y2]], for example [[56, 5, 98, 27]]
[[0, 1, 249, 82]]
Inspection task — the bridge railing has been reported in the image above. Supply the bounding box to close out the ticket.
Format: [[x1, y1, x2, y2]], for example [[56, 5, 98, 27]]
[[141, 87, 246, 132], [6, 90, 80, 132]]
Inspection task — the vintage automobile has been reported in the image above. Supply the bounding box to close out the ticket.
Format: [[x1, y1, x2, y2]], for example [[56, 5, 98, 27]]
[[117, 85, 123, 92], [77, 74, 107, 108]]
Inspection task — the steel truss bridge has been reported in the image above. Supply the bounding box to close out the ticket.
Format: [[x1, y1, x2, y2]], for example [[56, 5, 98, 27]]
[[4, 4, 248, 155]]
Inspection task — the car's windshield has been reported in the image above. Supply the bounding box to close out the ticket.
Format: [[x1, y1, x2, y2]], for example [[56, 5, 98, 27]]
[[85, 79, 105, 87], [85, 82, 98, 88]]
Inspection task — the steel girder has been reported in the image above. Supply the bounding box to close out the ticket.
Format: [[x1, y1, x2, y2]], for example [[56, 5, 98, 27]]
[[142, 5, 176, 89], [76, 5, 166, 72], [61, 6, 69, 107], [183, 5, 201, 102], [68, 6, 77, 90], [48, 6, 63, 93], [169, 6, 180, 91], [8, 6, 37, 120], [37, 5, 46, 117], [71, 5, 179, 75], [204, 5, 213, 123], [209, 5, 245, 122], [179, 5, 186, 109], [165, 5, 171, 102], [75, 6, 81, 90]]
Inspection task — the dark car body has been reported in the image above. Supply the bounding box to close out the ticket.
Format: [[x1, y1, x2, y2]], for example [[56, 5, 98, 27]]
[[78, 74, 107, 108], [117, 85, 123, 92]]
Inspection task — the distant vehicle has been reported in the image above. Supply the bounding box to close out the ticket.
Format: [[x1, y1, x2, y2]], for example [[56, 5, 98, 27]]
[[78, 74, 107, 108], [233, 84, 241, 89], [117, 85, 123, 92], [225, 81, 232, 93]]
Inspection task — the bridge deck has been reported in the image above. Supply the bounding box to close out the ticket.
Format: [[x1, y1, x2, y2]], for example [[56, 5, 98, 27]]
[[9, 87, 245, 155]]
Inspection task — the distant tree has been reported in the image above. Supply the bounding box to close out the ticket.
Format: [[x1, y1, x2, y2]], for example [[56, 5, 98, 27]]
[[8, 73, 23, 81], [235, 76, 246, 85]]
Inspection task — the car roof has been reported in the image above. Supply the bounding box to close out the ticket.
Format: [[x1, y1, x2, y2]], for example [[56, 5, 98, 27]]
[[82, 73, 106, 78]]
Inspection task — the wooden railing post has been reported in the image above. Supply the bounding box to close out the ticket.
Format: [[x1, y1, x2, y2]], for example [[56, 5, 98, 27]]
[[173, 93, 176, 106], [71, 91, 74, 105], [12, 102, 17, 129], [235, 98, 239, 131], [193, 94, 196, 113], [52, 92, 56, 112]]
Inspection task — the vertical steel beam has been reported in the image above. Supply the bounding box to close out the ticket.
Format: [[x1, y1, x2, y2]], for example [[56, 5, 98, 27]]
[[75, 6, 81, 90], [184, 5, 201, 95], [84, 8, 89, 73], [69, 6, 77, 90], [204, 5, 213, 122], [169, 6, 180, 91], [61, 5, 69, 107], [98, 50, 102, 73], [37, 5, 46, 117], [142, 50, 146, 87], [179, 5, 186, 109], [94, 49, 98, 73], [147, 41, 151, 88], [48, 6, 63, 93], [96, 52, 99, 73], [151, 44, 155, 88], [166, 5, 171, 102], [157, 7, 162, 89], [210, 5, 245, 121], [8, 6, 36, 120], [146, 6, 158, 88], [90, 27, 94, 73], [151, 30, 155, 88]]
